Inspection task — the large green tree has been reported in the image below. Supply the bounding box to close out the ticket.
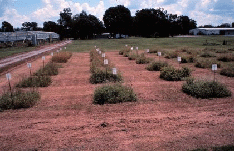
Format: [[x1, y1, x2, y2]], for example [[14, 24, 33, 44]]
[[72, 11, 104, 39], [43, 21, 59, 32], [103, 5, 132, 36], [1, 21, 14, 32], [22, 22, 38, 31]]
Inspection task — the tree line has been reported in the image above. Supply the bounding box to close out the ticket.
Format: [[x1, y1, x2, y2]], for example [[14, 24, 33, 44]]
[[0, 5, 203, 39]]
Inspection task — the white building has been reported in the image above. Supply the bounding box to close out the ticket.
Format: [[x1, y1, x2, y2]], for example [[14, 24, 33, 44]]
[[189, 28, 234, 35]]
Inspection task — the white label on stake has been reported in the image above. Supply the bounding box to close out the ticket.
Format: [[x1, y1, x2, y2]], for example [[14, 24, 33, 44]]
[[178, 57, 181, 62], [6, 73, 11, 80], [99, 51, 101, 54], [104, 59, 108, 65], [125, 45, 128, 47], [27, 63, 32, 68], [212, 64, 217, 71], [158, 52, 161, 56], [51, 52, 53, 56], [146, 49, 149, 53], [136, 47, 138, 50], [131, 47, 133, 50], [57, 50, 59, 52], [95, 46, 96, 48], [60, 48, 62, 51], [42, 56, 45, 60], [112, 68, 117, 75], [102, 53, 105, 58]]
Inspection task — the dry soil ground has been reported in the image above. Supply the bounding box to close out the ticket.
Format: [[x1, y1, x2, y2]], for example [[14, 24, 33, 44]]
[[0, 51, 233, 151]]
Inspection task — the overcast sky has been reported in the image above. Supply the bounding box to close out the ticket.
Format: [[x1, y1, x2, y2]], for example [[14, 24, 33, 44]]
[[0, 0, 233, 28]]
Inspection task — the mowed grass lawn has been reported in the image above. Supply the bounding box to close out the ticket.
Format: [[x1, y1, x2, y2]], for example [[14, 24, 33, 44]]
[[66, 36, 234, 52]]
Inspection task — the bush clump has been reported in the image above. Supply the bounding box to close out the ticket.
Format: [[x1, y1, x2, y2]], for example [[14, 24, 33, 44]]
[[220, 67, 234, 77], [160, 66, 191, 81], [0, 90, 40, 111], [16, 76, 52, 87], [148, 49, 158, 53], [52, 51, 72, 63], [119, 47, 131, 55], [217, 54, 234, 62], [34, 63, 59, 76], [182, 79, 232, 99], [136, 53, 152, 64], [90, 68, 122, 84], [181, 56, 195, 63], [165, 51, 178, 59], [128, 52, 138, 60], [195, 58, 221, 68], [200, 51, 216, 58], [93, 83, 137, 105], [146, 61, 168, 71]]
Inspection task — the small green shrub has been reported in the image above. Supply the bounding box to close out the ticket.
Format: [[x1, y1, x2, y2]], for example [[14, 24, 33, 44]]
[[16, 76, 52, 87], [200, 51, 216, 58], [148, 49, 158, 53], [119, 47, 131, 55], [160, 66, 191, 81], [93, 83, 137, 105], [146, 61, 168, 71], [165, 51, 178, 59], [119, 50, 124, 55], [128, 52, 137, 60], [195, 58, 221, 68], [52, 51, 72, 63], [220, 67, 234, 77], [217, 54, 234, 62], [182, 79, 232, 99], [0, 90, 40, 111], [34, 63, 59, 76], [136, 53, 152, 64], [90, 68, 122, 84], [212, 145, 234, 151], [123, 52, 129, 57], [181, 56, 195, 63]]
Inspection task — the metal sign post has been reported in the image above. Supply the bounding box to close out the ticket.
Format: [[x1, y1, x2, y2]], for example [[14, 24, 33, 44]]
[[6, 73, 13, 105], [212, 64, 217, 81], [178, 57, 181, 68], [158, 52, 161, 61], [42, 56, 45, 68], [27, 63, 32, 76]]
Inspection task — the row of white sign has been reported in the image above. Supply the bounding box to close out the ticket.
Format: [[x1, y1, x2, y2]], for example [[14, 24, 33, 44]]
[[95, 47, 117, 75], [6, 46, 67, 81]]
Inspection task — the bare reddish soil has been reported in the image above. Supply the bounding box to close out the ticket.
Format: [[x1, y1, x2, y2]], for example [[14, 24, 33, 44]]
[[0, 51, 233, 151]]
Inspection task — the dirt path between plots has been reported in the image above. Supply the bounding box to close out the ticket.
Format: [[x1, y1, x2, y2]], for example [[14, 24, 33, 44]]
[[0, 51, 233, 151]]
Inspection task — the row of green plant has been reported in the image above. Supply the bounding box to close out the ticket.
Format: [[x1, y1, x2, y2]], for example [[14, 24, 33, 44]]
[[0, 50, 73, 111], [90, 49, 122, 84], [119, 47, 153, 64], [92, 48, 137, 105], [17, 51, 72, 88]]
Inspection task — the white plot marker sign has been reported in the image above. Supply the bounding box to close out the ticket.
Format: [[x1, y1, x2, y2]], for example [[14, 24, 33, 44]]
[[27, 63, 32, 68], [60, 48, 62, 51], [42, 56, 45, 60], [102, 53, 105, 58], [51, 52, 54, 56], [146, 49, 150, 53], [64, 47, 66, 49], [57, 50, 59, 52], [131, 47, 133, 50], [212, 64, 217, 81], [99, 51, 102, 55], [112, 68, 117, 75], [212, 64, 217, 71], [177, 57, 181, 62], [104, 59, 108, 65], [6, 73, 11, 81], [125, 45, 128, 47], [136, 47, 138, 50], [158, 52, 161, 56]]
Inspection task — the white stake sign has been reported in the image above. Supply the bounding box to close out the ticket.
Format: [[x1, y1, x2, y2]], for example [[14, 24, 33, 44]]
[[6, 73, 11, 81], [212, 64, 217, 71], [102, 53, 105, 58], [42, 56, 45, 60], [27, 63, 32, 68], [104, 59, 108, 65], [177, 57, 181, 62], [51, 52, 54, 56], [158, 52, 161, 56], [146, 49, 149, 53], [112, 68, 117, 75]]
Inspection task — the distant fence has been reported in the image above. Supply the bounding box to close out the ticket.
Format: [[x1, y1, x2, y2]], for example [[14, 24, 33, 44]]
[[0, 31, 60, 46]]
